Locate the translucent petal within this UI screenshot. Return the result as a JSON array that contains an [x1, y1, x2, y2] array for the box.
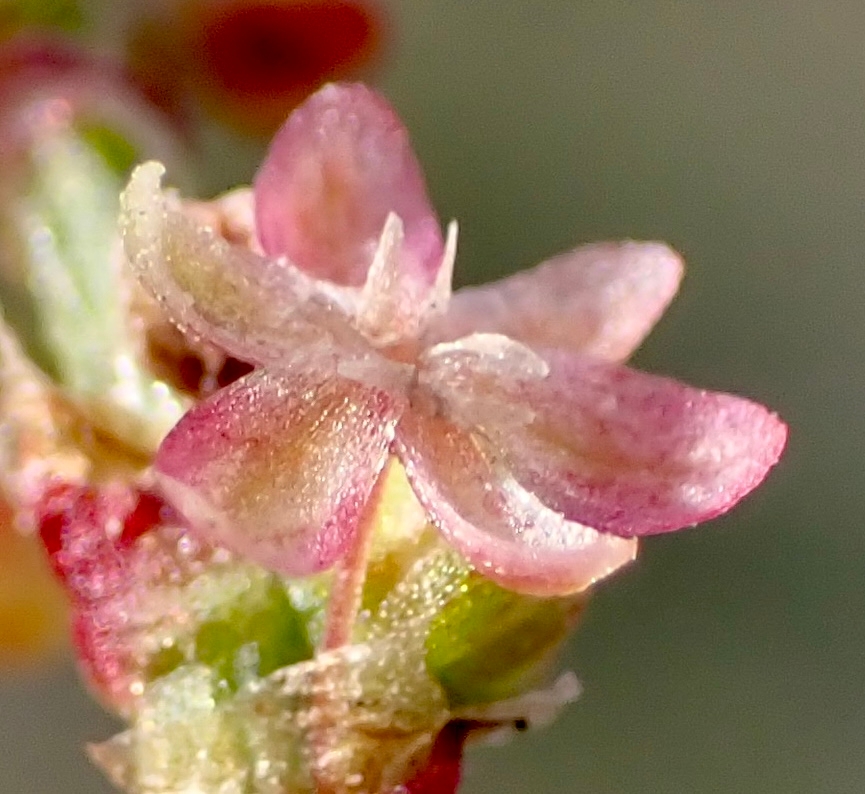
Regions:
[[425, 220, 459, 319], [429, 241, 683, 360], [457, 671, 581, 734], [394, 410, 637, 597], [121, 162, 364, 367], [254, 82, 443, 289], [355, 212, 409, 344], [156, 368, 405, 576], [420, 343, 788, 538]]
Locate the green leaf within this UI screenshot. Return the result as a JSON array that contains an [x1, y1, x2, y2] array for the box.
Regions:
[[78, 122, 141, 177], [425, 574, 585, 707]]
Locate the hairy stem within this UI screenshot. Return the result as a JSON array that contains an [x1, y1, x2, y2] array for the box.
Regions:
[[311, 471, 388, 794], [320, 471, 387, 650]]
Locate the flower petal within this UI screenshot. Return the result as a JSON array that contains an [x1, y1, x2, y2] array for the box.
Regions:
[[121, 161, 364, 366], [420, 338, 788, 537], [429, 242, 683, 360], [394, 410, 637, 597], [156, 367, 405, 576], [254, 82, 443, 289]]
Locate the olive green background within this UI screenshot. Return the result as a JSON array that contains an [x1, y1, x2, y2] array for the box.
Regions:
[[1, 2, 861, 792]]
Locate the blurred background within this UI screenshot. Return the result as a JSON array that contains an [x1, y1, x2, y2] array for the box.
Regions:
[[1, 1, 861, 792]]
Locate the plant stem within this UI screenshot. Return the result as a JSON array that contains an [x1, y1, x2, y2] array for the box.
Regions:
[[310, 471, 388, 793], [320, 471, 387, 650]]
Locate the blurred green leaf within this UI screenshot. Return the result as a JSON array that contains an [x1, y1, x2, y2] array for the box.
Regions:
[[0, 125, 185, 452], [78, 122, 140, 177], [0, 0, 84, 35]]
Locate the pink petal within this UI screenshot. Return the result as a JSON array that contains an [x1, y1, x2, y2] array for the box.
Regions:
[[394, 410, 637, 597], [420, 339, 787, 538], [121, 162, 365, 366], [156, 367, 405, 576], [254, 82, 443, 289], [428, 242, 683, 361]]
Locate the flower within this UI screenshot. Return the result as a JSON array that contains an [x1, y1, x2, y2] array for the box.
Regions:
[[121, 82, 787, 601]]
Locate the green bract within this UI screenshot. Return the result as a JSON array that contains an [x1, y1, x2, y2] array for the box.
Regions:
[[146, 576, 315, 693], [426, 573, 585, 707]]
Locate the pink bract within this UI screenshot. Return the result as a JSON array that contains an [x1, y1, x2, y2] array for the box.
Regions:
[[120, 82, 787, 597]]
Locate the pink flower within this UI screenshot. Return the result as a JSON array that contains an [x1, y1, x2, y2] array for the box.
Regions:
[[121, 82, 786, 598]]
